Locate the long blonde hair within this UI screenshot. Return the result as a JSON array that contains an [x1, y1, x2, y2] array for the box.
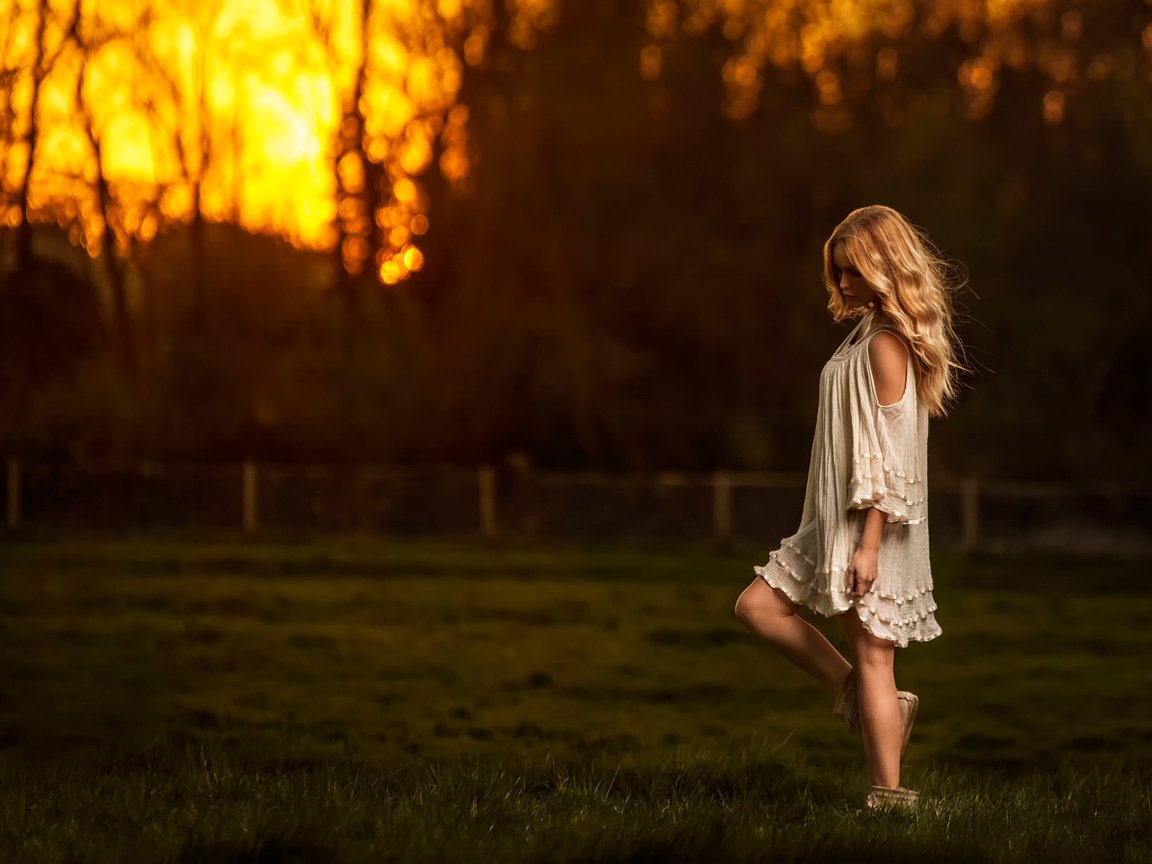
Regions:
[[822, 205, 971, 418]]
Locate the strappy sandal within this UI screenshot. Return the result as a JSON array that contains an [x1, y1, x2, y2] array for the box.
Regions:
[[866, 784, 920, 812], [833, 668, 919, 761], [896, 692, 919, 759], [832, 668, 860, 729]]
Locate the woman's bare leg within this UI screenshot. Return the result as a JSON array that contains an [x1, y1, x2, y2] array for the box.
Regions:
[[734, 577, 852, 696], [840, 607, 902, 788]]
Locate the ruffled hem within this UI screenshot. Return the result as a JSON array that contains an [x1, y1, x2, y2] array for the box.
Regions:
[[848, 454, 926, 524], [779, 538, 932, 604], [754, 550, 941, 648]]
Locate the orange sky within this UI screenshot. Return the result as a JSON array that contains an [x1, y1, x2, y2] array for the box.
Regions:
[[2, 0, 1140, 283], [1, 0, 495, 282]]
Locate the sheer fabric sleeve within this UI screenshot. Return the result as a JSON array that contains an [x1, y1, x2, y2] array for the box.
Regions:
[[846, 338, 926, 524]]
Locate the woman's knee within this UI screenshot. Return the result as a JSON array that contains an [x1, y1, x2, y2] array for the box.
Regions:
[[851, 632, 896, 670], [734, 577, 798, 626], [854, 643, 894, 672], [841, 609, 896, 665]]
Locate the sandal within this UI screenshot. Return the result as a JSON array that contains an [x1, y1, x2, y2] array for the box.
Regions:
[[833, 668, 919, 761], [866, 784, 920, 812], [832, 668, 860, 729]]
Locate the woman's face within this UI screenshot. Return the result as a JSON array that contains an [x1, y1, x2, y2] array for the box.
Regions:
[[831, 240, 879, 310]]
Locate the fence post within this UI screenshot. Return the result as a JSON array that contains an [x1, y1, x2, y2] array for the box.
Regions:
[[243, 460, 258, 535], [713, 470, 732, 549], [479, 464, 498, 539], [961, 476, 979, 552], [6, 458, 19, 530]]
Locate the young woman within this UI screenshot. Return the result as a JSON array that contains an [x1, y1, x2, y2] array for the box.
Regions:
[[734, 205, 967, 812]]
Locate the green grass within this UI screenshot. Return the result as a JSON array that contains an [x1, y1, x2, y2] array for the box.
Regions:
[[1, 536, 1150, 862]]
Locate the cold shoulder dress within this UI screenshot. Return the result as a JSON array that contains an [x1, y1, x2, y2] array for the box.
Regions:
[[753, 309, 942, 647]]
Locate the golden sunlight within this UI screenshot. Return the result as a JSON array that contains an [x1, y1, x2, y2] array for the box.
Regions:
[[7, 0, 1139, 284], [641, 0, 1121, 123], [0, 0, 557, 285]]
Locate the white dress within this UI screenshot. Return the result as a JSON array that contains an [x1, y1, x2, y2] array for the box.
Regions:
[[753, 309, 942, 647]]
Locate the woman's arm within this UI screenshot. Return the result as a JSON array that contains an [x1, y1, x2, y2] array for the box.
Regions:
[[848, 331, 910, 596], [868, 330, 909, 406], [848, 505, 887, 596]]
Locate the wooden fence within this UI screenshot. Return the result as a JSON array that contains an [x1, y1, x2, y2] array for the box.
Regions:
[[3, 458, 1150, 553]]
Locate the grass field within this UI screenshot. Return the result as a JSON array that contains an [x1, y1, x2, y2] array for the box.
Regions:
[[1, 535, 1150, 862]]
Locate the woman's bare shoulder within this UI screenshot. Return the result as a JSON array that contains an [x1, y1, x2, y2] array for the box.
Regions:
[[867, 328, 910, 362], [866, 330, 910, 404]]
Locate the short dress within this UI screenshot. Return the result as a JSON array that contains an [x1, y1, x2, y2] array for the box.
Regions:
[[753, 309, 942, 647]]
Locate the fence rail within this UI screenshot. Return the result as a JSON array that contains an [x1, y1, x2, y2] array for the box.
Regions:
[[3, 458, 1150, 554]]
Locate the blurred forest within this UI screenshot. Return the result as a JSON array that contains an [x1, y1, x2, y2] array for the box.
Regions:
[[1, 0, 1151, 482]]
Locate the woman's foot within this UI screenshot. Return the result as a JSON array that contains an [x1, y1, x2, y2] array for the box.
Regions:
[[896, 692, 919, 760], [832, 667, 859, 728], [832, 669, 919, 760], [866, 784, 919, 812]]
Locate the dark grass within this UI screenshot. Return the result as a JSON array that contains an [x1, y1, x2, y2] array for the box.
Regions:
[[1, 535, 1150, 862]]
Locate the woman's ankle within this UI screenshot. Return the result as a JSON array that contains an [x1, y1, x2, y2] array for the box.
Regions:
[[870, 781, 902, 790]]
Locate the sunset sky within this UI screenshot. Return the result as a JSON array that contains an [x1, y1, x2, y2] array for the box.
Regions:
[[2, 0, 511, 281], [2, 0, 1142, 283]]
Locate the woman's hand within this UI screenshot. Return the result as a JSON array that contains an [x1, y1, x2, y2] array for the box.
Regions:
[[848, 506, 887, 597], [847, 544, 879, 597]]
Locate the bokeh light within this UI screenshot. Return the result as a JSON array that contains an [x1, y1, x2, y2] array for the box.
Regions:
[[0, 0, 558, 284]]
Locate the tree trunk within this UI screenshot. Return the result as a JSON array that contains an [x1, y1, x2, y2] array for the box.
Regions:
[[190, 178, 206, 329], [90, 137, 138, 377], [14, 0, 48, 274]]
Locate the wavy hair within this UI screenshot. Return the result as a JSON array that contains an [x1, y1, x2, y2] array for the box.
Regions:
[[822, 205, 971, 418]]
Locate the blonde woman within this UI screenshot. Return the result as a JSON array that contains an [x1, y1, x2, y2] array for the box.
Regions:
[[734, 205, 967, 812]]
